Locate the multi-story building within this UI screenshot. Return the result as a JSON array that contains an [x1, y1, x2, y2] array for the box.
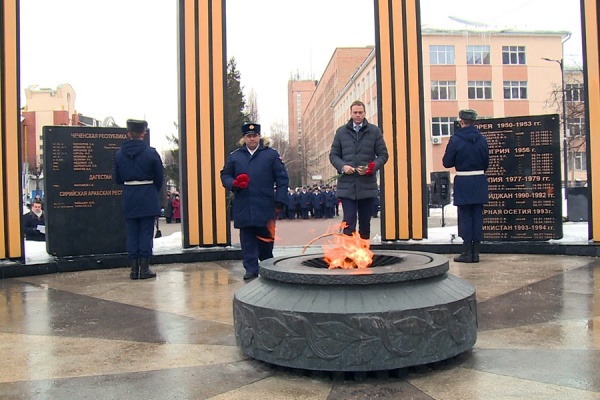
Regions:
[[423, 28, 571, 178], [294, 29, 578, 186], [287, 78, 317, 185], [300, 47, 373, 185], [20, 83, 108, 198], [21, 84, 77, 169]]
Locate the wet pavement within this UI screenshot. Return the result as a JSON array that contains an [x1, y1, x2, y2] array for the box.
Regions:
[[2, 215, 600, 399]]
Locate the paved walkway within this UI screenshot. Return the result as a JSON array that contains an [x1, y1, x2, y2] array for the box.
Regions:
[[1, 246, 599, 399]]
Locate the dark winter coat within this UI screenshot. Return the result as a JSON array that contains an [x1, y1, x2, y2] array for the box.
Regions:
[[442, 125, 489, 205], [286, 192, 298, 209], [114, 139, 164, 218], [329, 118, 388, 200], [23, 211, 45, 241], [220, 140, 289, 229], [299, 191, 310, 209]]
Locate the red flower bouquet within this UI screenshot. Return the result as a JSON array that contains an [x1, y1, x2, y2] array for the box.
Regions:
[[233, 173, 250, 189], [365, 161, 376, 176]]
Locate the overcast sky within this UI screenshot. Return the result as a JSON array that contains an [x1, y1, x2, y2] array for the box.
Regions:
[[19, 0, 582, 153]]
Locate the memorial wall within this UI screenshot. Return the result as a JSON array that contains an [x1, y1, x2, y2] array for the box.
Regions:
[[43, 126, 146, 256], [477, 114, 563, 241]]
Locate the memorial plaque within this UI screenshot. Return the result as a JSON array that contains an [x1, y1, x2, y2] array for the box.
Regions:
[[476, 114, 563, 241], [43, 126, 147, 256]]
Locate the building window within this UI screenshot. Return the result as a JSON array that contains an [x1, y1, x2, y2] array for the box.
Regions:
[[566, 83, 584, 102], [468, 81, 492, 99], [574, 152, 586, 170], [466, 45, 490, 65], [502, 46, 526, 65], [366, 72, 370, 88], [503, 81, 528, 99], [431, 81, 456, 100], [430, 45, 455, 65], [568, 117, 585, 136], [432, 117, 457, 137]]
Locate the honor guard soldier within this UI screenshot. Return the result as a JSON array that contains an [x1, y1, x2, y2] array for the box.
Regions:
[[220, 123, 289, 280], [442, 109, 489, 263], [114, 119, 164, 279]]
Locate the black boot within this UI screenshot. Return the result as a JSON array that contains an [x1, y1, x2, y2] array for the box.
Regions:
[[129, 258, 139, 280], [454, 242, 474, 263], [139, 257, 156, 279], [472, 241, 481, 263]]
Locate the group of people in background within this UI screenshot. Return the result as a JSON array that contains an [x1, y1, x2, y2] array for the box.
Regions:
[[163, 190, 181, 223], [279, 185, 381, 221], [282, 186, 339, 220]]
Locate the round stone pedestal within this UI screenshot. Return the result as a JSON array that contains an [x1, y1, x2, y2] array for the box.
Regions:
[[233, 251, 477, 372]]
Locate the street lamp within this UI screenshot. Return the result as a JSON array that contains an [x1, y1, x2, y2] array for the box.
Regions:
[[542, 57, 569, 200]]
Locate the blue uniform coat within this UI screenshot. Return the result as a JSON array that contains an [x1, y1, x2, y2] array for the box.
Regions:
[[329, 118, 388, 200], [442, 125, 489, 205], [220, 141, 289, 229], [114, 139, 164, 218]]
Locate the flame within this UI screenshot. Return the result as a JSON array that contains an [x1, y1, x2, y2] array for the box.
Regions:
[[257, 219, 277, 243], [323, 231, 374, 269]]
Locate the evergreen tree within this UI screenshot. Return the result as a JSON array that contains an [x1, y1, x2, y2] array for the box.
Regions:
[[226, 57, 247, 153], [163, 131, 179, 189]]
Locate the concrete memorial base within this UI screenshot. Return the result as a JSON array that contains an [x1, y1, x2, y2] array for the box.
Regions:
[[233, 251, 477, 372]]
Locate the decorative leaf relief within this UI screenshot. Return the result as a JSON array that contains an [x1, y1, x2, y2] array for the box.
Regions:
[[428, 308, 452, 329], [420, 329, 451, 358], [378, 318, 415, 357], [303, 319, 340, 360], [239, 304, 259, 329], [281, 313, 308, 337], [315, 320, 370, 342], [275, 337, 306, 361], [447, 322, 469, 344], [452, 306, 473, 325], [240, 327, 254, 348], [354, 315, 383, 337], [258, 317, 297, 340], [311, 336, 355, 357], [391, 315, 435, 336], [346, 338, 381, 366]]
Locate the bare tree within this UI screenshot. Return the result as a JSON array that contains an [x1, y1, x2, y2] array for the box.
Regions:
[[29, 155, 44, 195], [245, 89, 259, 123], [544, 65, 587, 186]]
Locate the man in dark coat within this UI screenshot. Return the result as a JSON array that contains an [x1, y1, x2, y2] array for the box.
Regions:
[[442, 109, 489, 263], [310, 187, 323, 218], [220, 123, 289, 280], [299, 187, 310, 219], [330, 100, 388, 239], [23, 199, 45, 241], [114, 119, 164, 279], [323, 186, 336, 218], [286, 188, 298, 219]]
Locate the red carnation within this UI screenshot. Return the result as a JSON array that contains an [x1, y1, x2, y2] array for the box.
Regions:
[[233, 173, 250, 189], [365, 161, 376, 176]]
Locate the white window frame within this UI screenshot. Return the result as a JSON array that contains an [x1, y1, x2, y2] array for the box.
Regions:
[[431, 117, 457, 137], [468, 81, 492, 99], [466, 45, 490, 65], [502, 46, 526, 65], [503, 81, 528, 99], [430, 45, 455, 65], [431, 80, 456, 100]]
